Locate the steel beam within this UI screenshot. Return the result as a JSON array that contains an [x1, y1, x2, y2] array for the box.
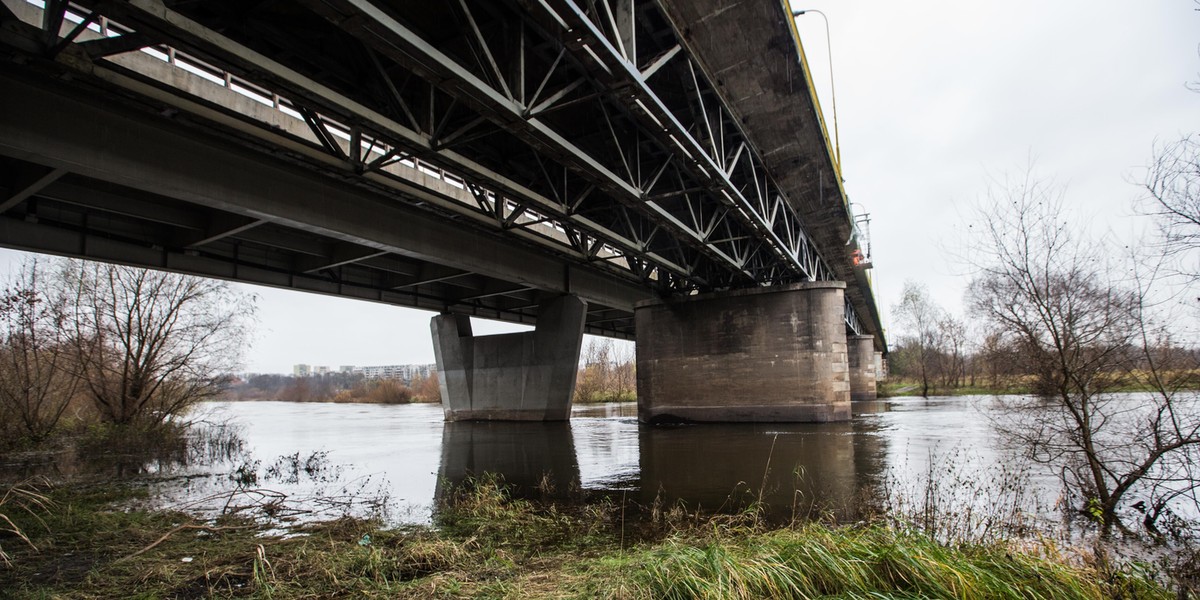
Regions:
[[0, 68, 651, 313]]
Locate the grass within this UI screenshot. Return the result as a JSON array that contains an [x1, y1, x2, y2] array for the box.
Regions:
[[0, 479, 53, 567], [0, 476, 1173, 599], [636, 526, 1166, 600]]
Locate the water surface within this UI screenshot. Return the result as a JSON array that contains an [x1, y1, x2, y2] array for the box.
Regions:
[[153, 396, 1051, 526]]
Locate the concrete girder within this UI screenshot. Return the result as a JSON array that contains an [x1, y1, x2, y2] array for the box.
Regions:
[[61, 0, 707, 290], [0, 69, 651, 319], [0, 164, 65, 213]]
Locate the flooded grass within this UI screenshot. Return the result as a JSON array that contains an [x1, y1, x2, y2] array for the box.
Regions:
[[0, 476, 1173, 599]]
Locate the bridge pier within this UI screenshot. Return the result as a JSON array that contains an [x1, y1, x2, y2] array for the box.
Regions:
[[431, 295, 587, 421], [848, 335, 878, 401], [635, 282, 851, 423]]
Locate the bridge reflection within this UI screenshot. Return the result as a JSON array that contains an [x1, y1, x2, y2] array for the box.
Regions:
[[637, 421, 886, 522], [436, 422, 582, 503], [435, 407, 888, 523]]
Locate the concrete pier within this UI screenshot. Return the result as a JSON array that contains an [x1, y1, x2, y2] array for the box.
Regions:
[[432, 295, 587, 421], [635, 282, 851, 423], [848, 335, 878, 401]]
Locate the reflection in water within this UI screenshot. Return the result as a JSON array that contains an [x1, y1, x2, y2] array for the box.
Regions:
[[436, 407, 888, 524], [0, 422, 247, 483], [3, 397, 1082, 529], [637, 419, 886, 522], [436, 421, 581, 501]]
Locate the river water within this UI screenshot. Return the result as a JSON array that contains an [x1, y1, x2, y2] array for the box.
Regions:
[[145, 396, 1062, 529]]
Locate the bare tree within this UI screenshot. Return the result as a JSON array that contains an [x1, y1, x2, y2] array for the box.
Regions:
[[974, 331, 1020, 390], [413, 371, 442, 403], [574, 338, 612, 403], [891, 281, 946, 396], [966, 171, 1200, 530], [1141, 135, 1200, 282], [0, 259, 82, 443], [66, 262, 257, 427], [611, 340, 636, 400], [938, 314, 968, 389], [573, 338, 635, 403]]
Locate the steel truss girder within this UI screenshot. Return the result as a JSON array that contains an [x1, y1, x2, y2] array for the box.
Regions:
[[66, 0, 704, 292], [289, 0, 753, 288], [5, 0, 866, 333], [525, 0, 835, 284]]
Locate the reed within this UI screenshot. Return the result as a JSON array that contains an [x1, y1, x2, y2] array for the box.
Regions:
[[638, 525, 1165, 600]]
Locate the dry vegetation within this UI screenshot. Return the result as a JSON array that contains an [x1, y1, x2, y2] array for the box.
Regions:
[[0, 477, 1173, 599]]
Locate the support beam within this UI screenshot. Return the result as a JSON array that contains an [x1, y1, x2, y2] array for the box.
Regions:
[[0, 166, 65, 213], [432, 295, 587, 421], [635, 282, 851, 423], [182, 214, 264, 248]]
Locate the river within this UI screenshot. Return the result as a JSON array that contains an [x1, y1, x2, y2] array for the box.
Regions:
[[143, 395, 1063, 531]]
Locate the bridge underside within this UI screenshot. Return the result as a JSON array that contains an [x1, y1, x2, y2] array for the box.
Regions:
[[0, 70, 645, 337], [0, 0, 885, 422]]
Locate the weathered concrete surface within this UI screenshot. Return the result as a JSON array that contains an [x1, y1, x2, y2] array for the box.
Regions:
[[635, 282, 850, 423], [848, 335, 877, 401], [432, 295, 586, 421]]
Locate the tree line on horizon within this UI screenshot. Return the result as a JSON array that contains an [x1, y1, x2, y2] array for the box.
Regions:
[[886, 280, 1200, 397], [225, 371, 442, 404], [222, 336, 637, 405]]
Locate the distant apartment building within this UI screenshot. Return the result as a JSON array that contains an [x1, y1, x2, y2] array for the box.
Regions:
[[355, 363, 436, 382], [293, 362, 435, 382]]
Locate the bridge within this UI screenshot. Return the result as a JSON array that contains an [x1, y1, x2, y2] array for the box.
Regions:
[[0, 0, 885, 422]]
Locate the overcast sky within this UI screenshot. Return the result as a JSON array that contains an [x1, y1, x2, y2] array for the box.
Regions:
[[2, 1, 1197, 373], [792, 0, 1198, 315]]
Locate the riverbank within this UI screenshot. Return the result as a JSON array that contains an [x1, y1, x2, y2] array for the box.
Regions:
[[0, 477, 1171, 599], [880, 372, 1200, 398]]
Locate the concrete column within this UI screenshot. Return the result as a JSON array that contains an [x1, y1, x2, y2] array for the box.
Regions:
[[848, 335, 878, 401], [635, 282, 851, 423], [432, 295, 587, 421]]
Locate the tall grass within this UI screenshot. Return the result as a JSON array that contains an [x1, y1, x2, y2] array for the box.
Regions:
[[881, 444, 1049, 545], [0, 478, 53, 566], [639, 525, 1165, 600]]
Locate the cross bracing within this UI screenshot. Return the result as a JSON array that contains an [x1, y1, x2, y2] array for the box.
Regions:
[[0, 0, 882, 343]]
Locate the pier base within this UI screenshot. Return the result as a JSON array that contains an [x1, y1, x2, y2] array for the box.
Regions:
[[432, 295, 586, 421], [635, 282, 851, 423], [848, 335, 878, 401]]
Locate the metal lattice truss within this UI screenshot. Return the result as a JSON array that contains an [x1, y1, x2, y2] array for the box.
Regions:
[[1, 0, 870, 334]]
